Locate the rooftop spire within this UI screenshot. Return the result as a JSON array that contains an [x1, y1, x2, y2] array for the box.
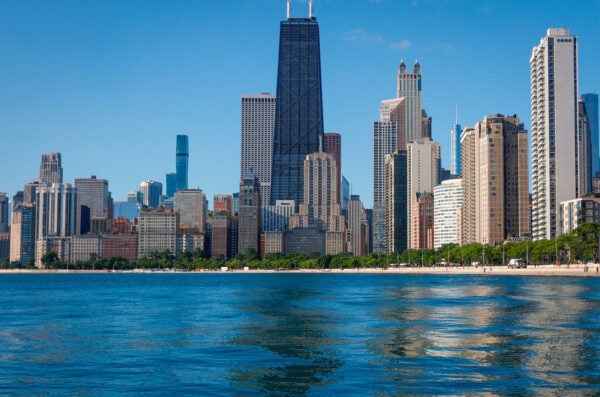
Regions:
[[309, 0, 314, 18], [455, 103, 458, 125], [287, 0, 291, 19]]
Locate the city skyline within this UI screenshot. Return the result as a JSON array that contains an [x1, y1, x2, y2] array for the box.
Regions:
[[1, 1, 599, 208]]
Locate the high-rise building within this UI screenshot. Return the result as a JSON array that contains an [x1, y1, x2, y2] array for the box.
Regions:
[[324, 132, 342, 187], [460, 127, 476, 245], [213, 194, 233, 215], [450, 109, 462, 176], [578, 100, 592, 196], [241, 93, 276, 207], [340, 175, 350, 214], [39, 152, 63, 185], [384, 151, 407, 253], [407, 138, 440, 248], [127, 190, 143, 204], [0, 193, 8, 233], [176, 135, 189, 192], [138, 206, 178, 258], [270, 4, 324, 206], [397, 60, 422, 142], [74, 176, 111, 219], [412, 192, 434, 249], [347, 195, 369, 256], [261, 200, 295, 231], [112, 201, 140, 221], [237, 171, 261, 255], [560, 194, 600, 235], [140, 181, 162, 208], [23, 180, 44, 205], [581, 94, 599, 177], [174, 189, 207, 233], [36, 183, 77, 239], [207, 214, 230, 259], [531, 28, 578, 240], [473, 115, 529, 244], [421, 109, 432, 139], [434, 179, 462, 248], [9, 204, 36, 265], [165, 173, 177, 198]]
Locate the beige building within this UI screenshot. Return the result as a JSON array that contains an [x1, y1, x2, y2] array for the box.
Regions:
[[460, 127, 476, 245], [559, 194, 600, 235], [138, 206, 179, 258], [174, 189, 207, 232], [261, 231, 285, 256], [473, 115, 529, 245], [71, 235, 102, 262]]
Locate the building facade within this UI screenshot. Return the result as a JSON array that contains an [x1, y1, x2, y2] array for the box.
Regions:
[[531, 28, 578, 240], [460, 127, 476, 245], [140, 181, 163, 208], [581, 94, 599, 177], [347, 195, 368, 256], [138, 207, 178, 258], [241, 93, 276, 207], [174, 189, 207, 233], [176, 134, 189, 193], [559, 194, 600, 235], [39, 152, 63, 185], [412, 192, 434, 249], [261, 200, 295, 231], [36, 183, 77, 239], [384, 151, 408, 253], [237, 171, 261, 255], [433, 179, 462, 248], [9, 204, 36, 265], [0, 193, 8, 233], [397, 60, 422, 142]]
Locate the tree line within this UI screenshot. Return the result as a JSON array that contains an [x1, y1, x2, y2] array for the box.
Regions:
[[1, 223, 599, 271]]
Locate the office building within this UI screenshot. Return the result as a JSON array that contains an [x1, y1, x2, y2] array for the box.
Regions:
[[578, 100, 592, 196], [434, 179, 462, 248], [261, 200, 295, 232], [36, 183, 77, 239], [39, 152, 63, 185], [397, 60, 422, 141], [581, 94, 599, 177], [0, 193, 8, 233], [207, 214, 231, 259], [70, 235, 102, 262], [262, 231, 285, 256], [9, 204, 36, 265], [407, 138, 440, 248], [450, 110, 462, 176], [166, 173, 177, 198], [140, 181, 162, 208], [112, 201, 140, 221], [237, 171, 261, 255], [347, 195, 369, 256], [473, 115, 529, 244], [174, 189, 207, 233], [324, 132, 342, 187], [213, 194, 233, 215], [270, 4, 324, 206], [340, 175, 350, 214], [0, 233, 9, 260], [74, 176, 111, 218], [241, 93, 276, 207], [460, 127, 476, 245], [138, 206, 178, 258], [103, 234, 138, 262], [176, 135, 189, 192], [412, 192, 434, 249], [384, 151, 408, 253], [421, 109, 432, 139], [531, 28, 578, 240]]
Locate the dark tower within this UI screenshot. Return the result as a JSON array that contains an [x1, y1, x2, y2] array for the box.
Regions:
[[270, 1, 324, 206], [176, 135, 189, 192]]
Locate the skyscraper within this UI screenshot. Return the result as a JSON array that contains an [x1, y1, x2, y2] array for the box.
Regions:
[[165, 172, 177, 198], [176, 135, 189, 192], [347, 195, 368, 256], [9, 204, 36, 265], [39, 152, 63, 185], [138, 206, 178, 258], [140, 181, 163, 208], [582, 94, 599, 176], [270, 3, 324, 206], [324, 132, 342, 187], [450, 107, 462, 176], [433, 179, 462, 248], [459, 127, 476, 245], [531, 28, 578, 240], [578, 100, 592, 196], [384, 151, 407, 253], [0, 193, 8, 233], [74, 176, 111, 218], [397, 60, 422, 142], [174, 189, 207, 233], [241, 93, 276, 207], [36, 183, 77, 239], [237, 171, 261, 255]]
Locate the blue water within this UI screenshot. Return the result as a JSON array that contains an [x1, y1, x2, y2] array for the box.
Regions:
[[1, 274, 599, 396]]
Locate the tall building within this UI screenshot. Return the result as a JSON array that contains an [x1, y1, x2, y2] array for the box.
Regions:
[[412, 192, 434, 249], [207, 214, 230, 259], [581, 94, 599, 176], [74, 176, 111, 218], [578, 100, 592, 196], [407, 138, 440, 248], [473, 115, 529, 244], [324, 132, 342, 187], [138, 206, 178, 258], [384, 151, 407, 253], [112, 201, 140, 221], [0, 193, 8, 233], [127, 190, 143, 204], [531, 28, 578, 240], [261, 200, 295, 232], [140, 181, 162, 208], [176, 135, 189, 192], [421, 109, 432, 139], [241, 93, 276, 207], [397, 60, 422, 141], [460, 127, 476, 245], [165, 172, 177, 198], [9, 204, 36, 265], [270, 4, 324, 206], [237, 171, 261, 255], [213, 194, 233, 215], [174, 189, 207, 233], [39, 152, 63, 185], [36, 183, 77, 239], [347, 195, 368, 256], [434, 179, 462, 248], [560, 194, 600, 235], [340, 175, 350, 214], [450, 108, 462, 176]]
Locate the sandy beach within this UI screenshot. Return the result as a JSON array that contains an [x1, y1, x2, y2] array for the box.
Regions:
[[1, 264, 599, 277]]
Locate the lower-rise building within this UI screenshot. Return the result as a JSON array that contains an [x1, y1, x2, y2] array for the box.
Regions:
[[138, 206, 178, 259], [103, 234, 138, 262], [559, 194, 600, 235]]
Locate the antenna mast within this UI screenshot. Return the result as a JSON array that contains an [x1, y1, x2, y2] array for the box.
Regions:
[[287, 0, 291, 19], [309, 0, 313, 18], [455, 103, 458, 125]]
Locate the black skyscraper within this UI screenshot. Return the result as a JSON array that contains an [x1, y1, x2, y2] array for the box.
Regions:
[[270, 4, 324, 206]]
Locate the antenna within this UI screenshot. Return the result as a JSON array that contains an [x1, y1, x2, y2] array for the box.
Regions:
[[309, 0, 313, 18], [287, 0, 291, 19], [319, 134, 323, 153], [455, 103, 458, 125]]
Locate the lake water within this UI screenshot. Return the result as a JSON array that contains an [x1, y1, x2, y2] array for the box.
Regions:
[[1, 273, 599, 396]]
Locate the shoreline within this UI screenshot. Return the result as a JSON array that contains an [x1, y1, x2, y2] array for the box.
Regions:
[[0, 264, 599, 277]]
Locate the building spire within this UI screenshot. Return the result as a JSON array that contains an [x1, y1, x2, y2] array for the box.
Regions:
[[455, 103, 458, 125], [309, 0, 314, 18], [287, 0, 291, 19]]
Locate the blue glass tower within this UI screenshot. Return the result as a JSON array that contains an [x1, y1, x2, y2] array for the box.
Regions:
[[270, 6, 324, 206], [582, 94, 599, 177], [176, 135, 189, 192]]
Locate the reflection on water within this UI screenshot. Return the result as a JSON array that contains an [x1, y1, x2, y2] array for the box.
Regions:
[[0, 274, 598, 395]]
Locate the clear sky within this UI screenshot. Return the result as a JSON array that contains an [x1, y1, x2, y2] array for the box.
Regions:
[[1, 0, 599, 208]]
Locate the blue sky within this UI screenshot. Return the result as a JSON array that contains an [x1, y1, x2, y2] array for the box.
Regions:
[[1, 0, 599, 208]]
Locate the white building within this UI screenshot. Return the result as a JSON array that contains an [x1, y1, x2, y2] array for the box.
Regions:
[[241, 93, 276, 207], [531, 28, 579, 240], [261, 200, 295, 231], [434, 179, 462, 248], [36, 183, 77, 239]]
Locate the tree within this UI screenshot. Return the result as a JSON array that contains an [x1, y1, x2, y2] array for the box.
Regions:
[[41, 251, 59, 269]]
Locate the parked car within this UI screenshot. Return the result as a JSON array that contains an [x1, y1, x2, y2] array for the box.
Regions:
[[508, 258, 526, 268]]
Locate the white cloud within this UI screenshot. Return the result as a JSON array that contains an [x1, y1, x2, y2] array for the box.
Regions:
[[390, 40, 411, 50]]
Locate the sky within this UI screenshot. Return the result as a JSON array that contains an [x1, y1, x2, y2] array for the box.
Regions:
[[1, 0, 599, 208]]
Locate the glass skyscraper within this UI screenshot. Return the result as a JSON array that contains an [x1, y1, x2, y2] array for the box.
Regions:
[[582, 94, 599, 176], [270, 10, 324, 206], [176, 135, 189, 192]]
